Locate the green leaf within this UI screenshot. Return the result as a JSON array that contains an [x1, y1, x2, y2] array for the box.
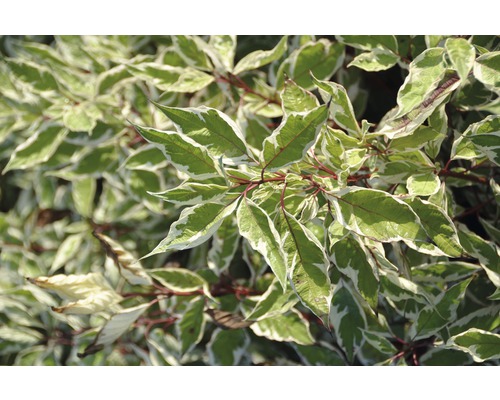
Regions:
[[261, 105, 327, 171], [7, 59, 59, 91], [412, 261, 480, 285], [419, 346, 473, 366], [473, 51, 500, 92], [237, 198, 288, 289], [445, 38, 476, 83], [178, 297, 206, 354], [331, 236, 379, 308], [48, 144, 118, 179], [281, 78, 319, 114], [153, 104, 250, 165], [313, 77, 361, 137], [207, 329, 250, 365], [128, 63, 214, 93], [250, 309, 314, 345], [336, 35, 398, 53], [328, 188, 427, 243], [93, 232, 152, 286], [3, 124, 68, 173], [207, 215, 240, 273], [361, 330, 398, 361], [452, 115, 500, 166], [78, 303, 150, 358], [412, 278, 472, 340], [172, 35, 213, 70], [404, 197, 463, 257], [448, 305, 500, 337], [145, 200, 239, 256], [133, 124, 221, 180], [150, 181, 228, 206], [395, 48, 446, 117], [406, 172, 440, 196], [390, 125, 444, 151], [96, 64, 132, 94], [448, 328, 500, 362], [72, 177, 96, 218], [279, 39, 344, 89], [379, 269, 430, 319], [348, 48, 399, 72], [150, 267, 207, 293], [458, 225, 500, 287], [233, 36, 287, 75], [293, 343, 346, 365], [330, 281, 366, 361], [246, 279, 298, 321], [280, 210, 332, 325]]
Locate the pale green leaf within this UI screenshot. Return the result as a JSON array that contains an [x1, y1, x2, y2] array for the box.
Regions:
[[396, 48, 446, 117], [27, 273, 122, 315], [78, 303, 150, 358], [237, 198, 288, 288], [150, 267, 207, 293], [72, 177, 96, 218], [278, 39, 344, 89], [145, 200, 239, 256], [150, 181, 228, 206], [209, 35, 236, 71], [313, 77, 361, 137], [250, 309, 314, 345], [261, 105, 327, 171], [448, 328, 500, 362], [281, 78, 319, 114], [406, 172, 441, 196], [153, 104, 250, 165], [328, 187, 427, 243], [50, 233, 85, 274], [390, 125, 444, 151], [445, 38, 476, 83], [133, 124, 221, 180], [233, 36, 287, 75], [63, 103, 99, 132], [348, 48, 399, 72], [3, 124, 68, 173]]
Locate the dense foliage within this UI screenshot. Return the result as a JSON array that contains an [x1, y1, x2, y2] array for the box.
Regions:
[[0, 35, 499, 366]]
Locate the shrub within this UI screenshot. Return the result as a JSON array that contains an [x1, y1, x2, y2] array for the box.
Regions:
[[0, 35, 499, 365]]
